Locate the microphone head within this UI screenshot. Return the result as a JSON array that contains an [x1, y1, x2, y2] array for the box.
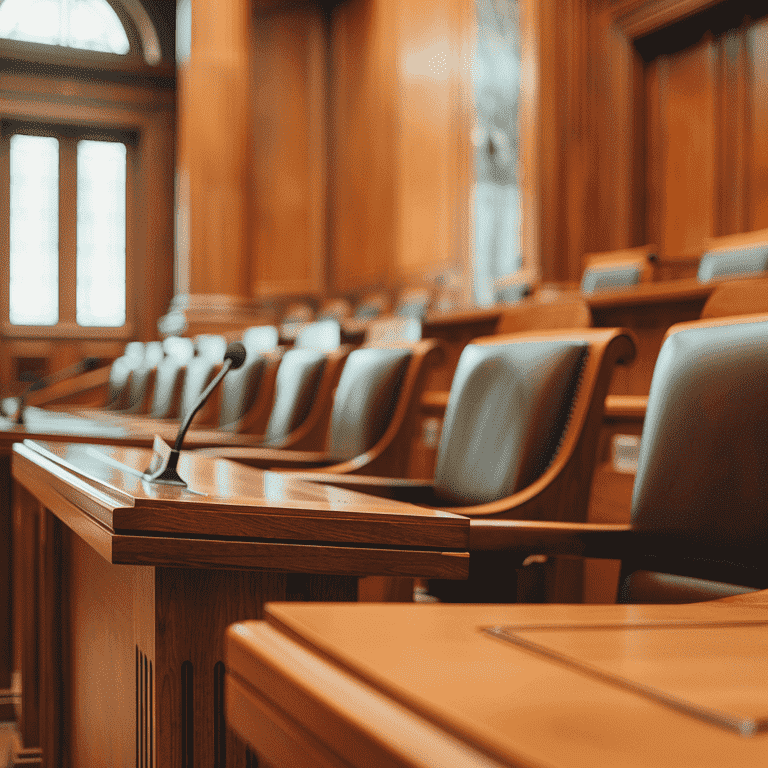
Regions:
[[224, 342, 247, 370]]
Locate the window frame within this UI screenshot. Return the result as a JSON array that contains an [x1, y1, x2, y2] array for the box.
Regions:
[[0, 67, 174, 342]]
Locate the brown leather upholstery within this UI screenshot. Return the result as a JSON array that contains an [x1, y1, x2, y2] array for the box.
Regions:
[[580, 246, 655, 294]]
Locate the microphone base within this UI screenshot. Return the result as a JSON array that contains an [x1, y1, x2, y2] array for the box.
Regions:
[[142, 438, 188, 488]]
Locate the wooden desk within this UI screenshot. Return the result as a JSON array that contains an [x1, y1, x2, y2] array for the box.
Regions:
[[11, 440, 468, 767], [0, 408, 258, 721], [227, 598, 768, 768]]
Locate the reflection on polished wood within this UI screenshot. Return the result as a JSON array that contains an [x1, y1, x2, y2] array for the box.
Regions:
[[227, 596, 768, 768], [11, 440, 468, 767], [0, 407, 304, 729]]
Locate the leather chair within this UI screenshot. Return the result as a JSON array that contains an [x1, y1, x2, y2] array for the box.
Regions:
[[493, 270, 535, 305], [298, 328, 636, 602], [697, 229, 768, 282], [198, 338, 444, 478], [116, 341, 164, 414], [294, 319, 342, 352], [468, 315, 768, 603], [148, 336, 195, 419], [353, 292, 391, 320], [317, 298, 353, 322], [580, 246, 656, 294], [364, 317, 422, 345], [395, 287, 433, 319], [218, 326, 280, 431]]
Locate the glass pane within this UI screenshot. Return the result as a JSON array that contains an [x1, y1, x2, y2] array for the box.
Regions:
[[9, 135, 59, 326], [76, 140, 126, 327], [0, 0, 129, 54], [472, 0, 522, 305]]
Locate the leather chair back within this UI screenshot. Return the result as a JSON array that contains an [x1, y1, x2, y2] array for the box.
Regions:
[[149, 337, 194, 419], [432, 338, 588, 504], [119, 342, 163, 414], [697, 243, 768, 282], [395, 288, 432, 319], [294, 320, 342, 352], [217, 326, 279, 429], [317, 298, 352, 322], [354, 292, 390, 320], [263, 349, 327, 444], [620, 316, 768, 600], [580, 246, 655, 294], [365, 318, 422, 345], [219, 356, 267, 429], [326, 347, 412, 460], [105, 356, 135, 409]]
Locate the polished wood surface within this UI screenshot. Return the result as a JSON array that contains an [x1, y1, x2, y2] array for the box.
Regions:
[[227, 597, 768, 768], [11, 440, 468, 767], [0, 407, 308, 729]]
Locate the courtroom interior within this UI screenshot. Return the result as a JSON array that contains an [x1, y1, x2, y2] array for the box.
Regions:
[[1, 0, 768, 765]]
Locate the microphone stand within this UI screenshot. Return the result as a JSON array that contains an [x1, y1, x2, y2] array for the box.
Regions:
[[144, 342, 247, 487]]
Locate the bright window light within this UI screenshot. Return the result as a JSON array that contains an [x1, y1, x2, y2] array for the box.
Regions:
[[76, 140, 127, 327], [0, 0, 130, 54], [9, 135, 60, 326]]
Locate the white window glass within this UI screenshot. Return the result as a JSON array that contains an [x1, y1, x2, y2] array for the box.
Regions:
[[472, 0, 522, 305], [9, 135, 59, 326], [76, 140, 126, 327], [0, 0, 129, 54]]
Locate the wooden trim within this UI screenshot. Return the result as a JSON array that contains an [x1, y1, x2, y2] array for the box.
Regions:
[[610, 0, 727, 40]]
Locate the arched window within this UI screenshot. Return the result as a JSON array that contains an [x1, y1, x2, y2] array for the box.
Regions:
[[0, 0, 173, 392], [0, 0, 130, 54], [0, 0, 163, 64]]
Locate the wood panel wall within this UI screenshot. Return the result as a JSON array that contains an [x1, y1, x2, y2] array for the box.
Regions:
[[536, 0, 768, 282]]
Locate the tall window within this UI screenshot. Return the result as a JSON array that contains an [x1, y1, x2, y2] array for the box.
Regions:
[[7, 129, 129, 328], [473, 0, 522, 305]]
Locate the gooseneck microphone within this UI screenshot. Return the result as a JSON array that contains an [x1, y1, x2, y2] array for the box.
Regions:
[[15, 356, 101, 426], [144, 342, 247, 486]]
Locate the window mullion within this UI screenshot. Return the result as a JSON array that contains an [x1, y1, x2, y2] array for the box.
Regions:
[[59, 138, 77, 324]]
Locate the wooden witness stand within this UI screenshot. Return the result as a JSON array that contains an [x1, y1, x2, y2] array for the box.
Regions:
[[10, 440, 468, 767], [0, 407, 268, 726], [226, 595, 768, 768]]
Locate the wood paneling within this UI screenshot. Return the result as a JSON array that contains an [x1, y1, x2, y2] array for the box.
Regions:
[[250, 6, 326, 299], [331, 0, 397, 293]]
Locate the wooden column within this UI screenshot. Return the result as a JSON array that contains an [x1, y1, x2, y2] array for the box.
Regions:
[[166, 0, 267, 337]]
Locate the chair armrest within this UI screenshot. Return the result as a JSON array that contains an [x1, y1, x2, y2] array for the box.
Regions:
[[196, 446, 337, 470], [292, 473, 436, 502], [469, 519, 633, 558]]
